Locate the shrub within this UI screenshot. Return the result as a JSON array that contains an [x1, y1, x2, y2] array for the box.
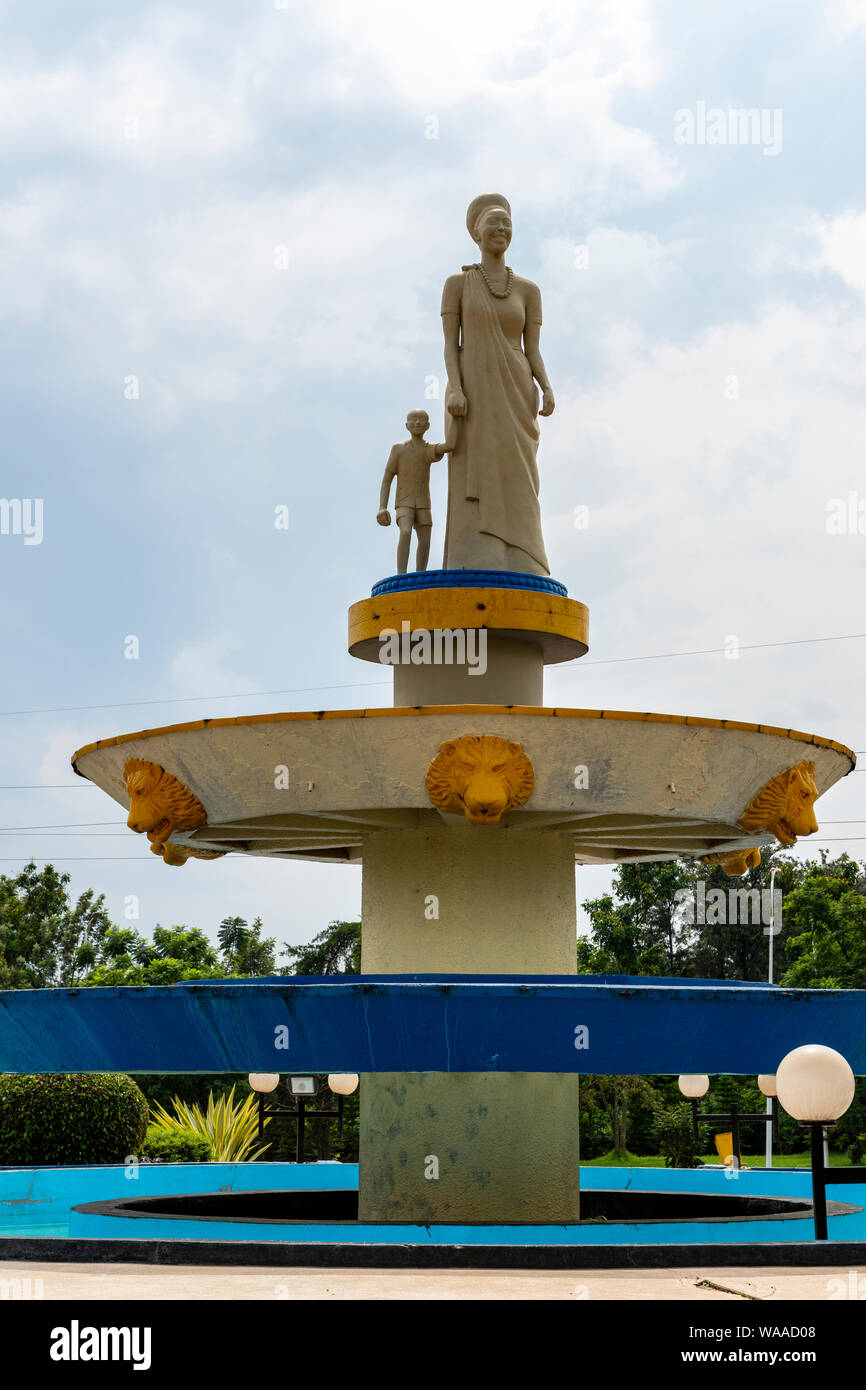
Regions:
[[652, 1101, 701, 1168], [845, 1132, 866, 1165], [149, 1085, 271, 1161], [0, 1073, 148, 1165], [139, 1125, 211, 1163]]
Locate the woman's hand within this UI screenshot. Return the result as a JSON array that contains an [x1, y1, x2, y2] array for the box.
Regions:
[[448, 389, 467, 418], [539, 387, 555, 417]]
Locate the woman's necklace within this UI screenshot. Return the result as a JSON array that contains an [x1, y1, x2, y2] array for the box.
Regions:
[[465, 263, 513, 299]]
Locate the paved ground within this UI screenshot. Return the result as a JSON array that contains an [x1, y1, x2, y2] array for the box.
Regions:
[[1, 1261, 864, 1300]]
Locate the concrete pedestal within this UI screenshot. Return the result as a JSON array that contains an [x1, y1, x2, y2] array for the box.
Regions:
[[358, 826, 580, 1222], [392, 634, 543, 706], [359, 1071, 580, 1223]]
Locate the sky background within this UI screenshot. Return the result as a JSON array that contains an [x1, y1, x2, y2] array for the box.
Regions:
[[2, 0, 865, 958]]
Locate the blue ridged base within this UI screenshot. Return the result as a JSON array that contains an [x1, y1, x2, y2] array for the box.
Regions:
[[371, 569, 568, 598]]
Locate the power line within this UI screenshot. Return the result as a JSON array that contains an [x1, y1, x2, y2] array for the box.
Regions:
[[0, 679, 389, 719], [4, 840, 866, 863], [0, 821, 124, 831], [578, 632, 866, 669], [1, 630, 865, 720]]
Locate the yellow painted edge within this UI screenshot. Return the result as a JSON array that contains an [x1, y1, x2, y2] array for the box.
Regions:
[[348, 588, 590, 648], [71, 705, 857, 769]]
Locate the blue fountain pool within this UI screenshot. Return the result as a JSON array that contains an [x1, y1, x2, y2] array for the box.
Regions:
[[2, 1162, 864, 1247]]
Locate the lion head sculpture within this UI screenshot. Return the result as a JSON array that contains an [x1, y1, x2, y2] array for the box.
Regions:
[[123, 758, 207, 845], [150, 841, 226, 867], [738, 760, 819, 847], [425, 735, 534, 825], [699, 847, 762, 876]]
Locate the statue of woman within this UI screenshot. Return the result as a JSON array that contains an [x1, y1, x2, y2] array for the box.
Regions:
[[441, 193, 554, 577]]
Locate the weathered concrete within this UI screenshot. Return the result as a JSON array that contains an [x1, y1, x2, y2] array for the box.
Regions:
[[392, 634, 543, 706], [359, 826, 580, 1222], [359, 1071, 580, 1222], [360, 827, 577, 975], [3, 1259, 862, 1300]]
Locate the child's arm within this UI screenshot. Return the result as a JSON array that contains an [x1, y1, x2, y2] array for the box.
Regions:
[[378, 445, 400, 524], [437, 412, 459, 457]]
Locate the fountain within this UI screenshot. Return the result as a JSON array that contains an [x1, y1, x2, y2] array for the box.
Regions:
[[1, 193, 863, 1255]]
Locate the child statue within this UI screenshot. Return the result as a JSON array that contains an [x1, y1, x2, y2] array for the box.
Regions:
[[377, 409, 452, 573]]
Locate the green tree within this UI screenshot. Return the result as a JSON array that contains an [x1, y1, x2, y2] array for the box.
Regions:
[[283, 919, 361, 974], [780, 855, 866, 989], [581, 1074, 656, 1153], [82, 923, 223, 986], [578, 861, 692, 976], [577, 893, 668, 975], [219, 916, 277, 975], [0, 862, 112, 989], [685, 847, 804, 982]]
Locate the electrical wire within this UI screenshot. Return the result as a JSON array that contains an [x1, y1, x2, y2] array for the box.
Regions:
[[1, 631, 865, 720]]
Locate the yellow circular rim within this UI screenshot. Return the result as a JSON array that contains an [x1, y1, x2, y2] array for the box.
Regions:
[[348, 587, 590, 665], [71, 705, 856, 770]]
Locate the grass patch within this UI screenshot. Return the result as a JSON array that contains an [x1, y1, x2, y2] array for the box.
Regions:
[[584, 1149, 853, 1168]]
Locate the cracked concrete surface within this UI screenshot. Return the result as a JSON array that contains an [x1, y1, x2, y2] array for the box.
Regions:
[[2, 1261, 863, 1301]]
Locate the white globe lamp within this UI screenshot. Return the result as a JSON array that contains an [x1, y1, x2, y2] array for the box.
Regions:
[[328, 1073, 359, 1096], [776, 1045, 855, 1123], [248, 1073, 280, 1094], [677, 1074, 709, 1099]]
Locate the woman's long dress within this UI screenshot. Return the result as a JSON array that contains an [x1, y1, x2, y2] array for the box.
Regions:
[[441, 266, 550, 577]]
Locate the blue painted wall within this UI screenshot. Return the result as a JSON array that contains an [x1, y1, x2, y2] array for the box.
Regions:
[[0, 975, 864, 1074], [1, 1161, 861, 1246]]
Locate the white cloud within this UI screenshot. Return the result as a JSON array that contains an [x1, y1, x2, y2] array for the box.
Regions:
[[169, 633, 261, 699], [814, 211, 866, 300]]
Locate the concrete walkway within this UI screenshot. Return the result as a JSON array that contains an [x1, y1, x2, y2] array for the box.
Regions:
[[2, 1260, 864, 1300]]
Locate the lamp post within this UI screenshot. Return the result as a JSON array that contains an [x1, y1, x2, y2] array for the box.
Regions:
[[775, 1044, 857, 1240], [757, 1073, 779, 1168], [679, 1074, 779, 1169], [248, 1073, 357, 1164], [764, 865, 778, 1167]]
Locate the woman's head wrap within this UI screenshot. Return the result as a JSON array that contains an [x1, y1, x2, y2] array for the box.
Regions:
[[466, 193, 512, 245]]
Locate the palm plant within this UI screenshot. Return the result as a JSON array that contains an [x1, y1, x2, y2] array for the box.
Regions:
[[149, 1084, 271, 1161]]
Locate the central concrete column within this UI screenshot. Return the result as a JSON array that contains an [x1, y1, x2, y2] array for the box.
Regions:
[[359, 825, 580, 1223]]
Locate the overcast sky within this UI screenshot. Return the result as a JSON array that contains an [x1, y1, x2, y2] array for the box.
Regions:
[[2, 0, 865, 956]]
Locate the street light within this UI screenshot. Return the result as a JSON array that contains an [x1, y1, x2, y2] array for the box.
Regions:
[[677, 1075, 709, 1099], [776, 1045, 855, 1123], [679, 1074, 777, 1168], [764, 866, 778, 1168], [249, 1073, 350, 1164], [775, 1044, 857, 1240], [328, 1074, 359, 1096], [248, 1073, 280, 1094]]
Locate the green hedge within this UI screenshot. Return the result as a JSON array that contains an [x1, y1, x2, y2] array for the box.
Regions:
[[0, 1074, 149, 1165], [139, 1125, 211, 1162]]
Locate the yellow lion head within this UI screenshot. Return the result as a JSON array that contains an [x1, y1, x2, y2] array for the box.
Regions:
[[150, 841, 225, 867], [123, 758, 207, 844], [700, 847, 762, 876], [738, 760, 819, 847], [425, 735, 534, 824]]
